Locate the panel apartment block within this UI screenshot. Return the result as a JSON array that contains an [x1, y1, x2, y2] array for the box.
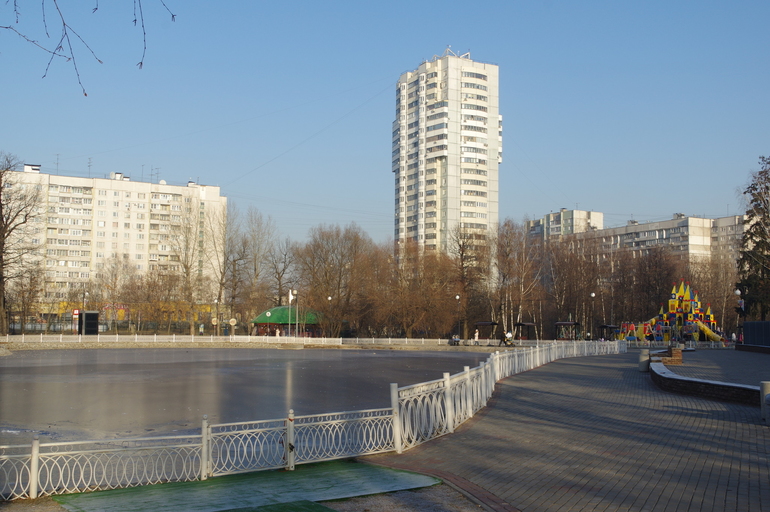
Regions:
[[15, 165, 226, 301], [393, 50, 501, 252]]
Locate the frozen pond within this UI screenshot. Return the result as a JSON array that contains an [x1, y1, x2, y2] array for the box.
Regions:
[[0, 348, 488, 445]]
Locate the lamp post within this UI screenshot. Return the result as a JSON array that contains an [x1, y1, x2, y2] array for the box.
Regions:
[[735, 288, 744, 343], [455, 295, 461, 338], [589, 292, 595, 340], [294, 290, 299, 339], [214, 298, 220, 337], [327, 296, 332, 337]]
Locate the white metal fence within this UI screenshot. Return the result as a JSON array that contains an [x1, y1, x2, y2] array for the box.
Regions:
[[2, 333, 510, 346], [0, 340, 626, 501], [624, 339, 733, 350]]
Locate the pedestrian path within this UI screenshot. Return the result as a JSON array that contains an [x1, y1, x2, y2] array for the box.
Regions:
[[367, 351, 770, 512]]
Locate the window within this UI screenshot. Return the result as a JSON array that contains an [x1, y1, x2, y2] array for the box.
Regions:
[[461, 71, 487, 80], [426, 111, 448, 121], [462, 82, 488, 91], [427, 101, 448, 111]]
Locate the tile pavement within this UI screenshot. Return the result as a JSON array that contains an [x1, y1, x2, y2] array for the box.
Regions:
[[365, 351, 770, 512]]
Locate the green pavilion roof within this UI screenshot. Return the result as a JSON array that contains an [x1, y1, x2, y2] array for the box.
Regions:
[[250, 305, 320, 325]]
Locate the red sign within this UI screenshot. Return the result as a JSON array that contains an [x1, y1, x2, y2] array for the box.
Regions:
[[73, 309, 80, 316]]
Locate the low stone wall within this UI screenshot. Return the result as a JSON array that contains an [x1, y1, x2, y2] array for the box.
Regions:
[[650, 347, 683, 365], [649, 362, 760, 406], [736, 344, 770, 355]]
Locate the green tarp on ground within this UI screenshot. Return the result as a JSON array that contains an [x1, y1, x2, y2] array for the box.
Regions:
[[53, 460, 439, 512]]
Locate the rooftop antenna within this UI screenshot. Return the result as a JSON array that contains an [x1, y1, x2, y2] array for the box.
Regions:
[[88, 158, 92, 178], [151, 167, 160, 183], [141, 164, 145, 182], [56, 154, 60, 174]]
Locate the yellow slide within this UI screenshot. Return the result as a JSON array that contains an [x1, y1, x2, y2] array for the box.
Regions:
[[696, 321, 724, 343]]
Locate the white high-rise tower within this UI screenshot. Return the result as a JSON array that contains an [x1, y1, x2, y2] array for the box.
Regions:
[[393, 49, 501, 252]]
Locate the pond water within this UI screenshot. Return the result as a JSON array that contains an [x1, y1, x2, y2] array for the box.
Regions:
[[0, 348, 488, 445]]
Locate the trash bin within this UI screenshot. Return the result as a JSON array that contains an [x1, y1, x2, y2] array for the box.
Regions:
[[638, 349, 650, 372]]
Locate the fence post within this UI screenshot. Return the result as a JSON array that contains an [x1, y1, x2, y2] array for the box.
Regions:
[[464, 366, 472, 418], [286, 410, 296, 470], [390, 383, 402, 454], [443, 373, 454, 433], [29, 437, 40, 499], [200, 415, 209, 480], [761, 381, 770, 423]]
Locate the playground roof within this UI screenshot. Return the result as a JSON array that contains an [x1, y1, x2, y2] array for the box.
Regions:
[[250, 306, 320, 325]]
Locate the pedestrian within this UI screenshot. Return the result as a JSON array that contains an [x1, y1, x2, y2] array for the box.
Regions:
[[474, 329, 479, 342], [499, 330, 507, 346]]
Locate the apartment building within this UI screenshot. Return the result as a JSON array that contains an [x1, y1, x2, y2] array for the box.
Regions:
[[594, 213, 744, 263], [526, 208, 604, 240], [528, 208, 744, 264], [15, 165, 227, 301], [393, 49, 502, 252]]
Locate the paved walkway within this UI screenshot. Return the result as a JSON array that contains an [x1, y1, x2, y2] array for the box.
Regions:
[[366, 350, 770, 512], [664, 349, 770, 386]]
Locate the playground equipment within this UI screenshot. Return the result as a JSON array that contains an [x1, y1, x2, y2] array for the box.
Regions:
[[619, 280, 726, 344]]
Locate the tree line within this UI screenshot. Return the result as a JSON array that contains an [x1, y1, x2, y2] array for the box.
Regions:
[[1, 150, 752, 338]]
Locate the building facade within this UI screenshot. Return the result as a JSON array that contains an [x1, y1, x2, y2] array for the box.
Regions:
[[526, 208, 604, 240], [528, 208, 744, 264], [15, 165, 227, 303], [393, 49, 502, 251]]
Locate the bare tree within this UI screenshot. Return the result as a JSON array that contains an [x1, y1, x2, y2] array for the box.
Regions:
[[6, 260, 45, 333], [2, 1, 176, 95], [0, 152, 43, 334], [168, 198, 208, 335], [92, 254, 137, 332], [266, 237, 296, 307], [237, 206, 275, 327], [493, 219, 544, 339], [448, 224, 490, 338], [294, 223, 374, 337], [383, 240, 455, 338]]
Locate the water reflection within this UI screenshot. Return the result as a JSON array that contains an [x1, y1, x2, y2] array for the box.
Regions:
[[0, 348, 487, 444]]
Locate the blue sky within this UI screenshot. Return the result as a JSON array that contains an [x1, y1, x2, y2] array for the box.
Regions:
[[2, 1, 768, 242]]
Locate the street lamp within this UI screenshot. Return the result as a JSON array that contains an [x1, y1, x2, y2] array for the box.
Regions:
[[214, 298, 220, 337], [589, 292, 595, 340], [455, 295, 461, 339], [294, 290, 299, 339]]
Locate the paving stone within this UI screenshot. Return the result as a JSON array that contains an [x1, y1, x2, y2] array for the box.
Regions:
[[366, 351, 770, 512]]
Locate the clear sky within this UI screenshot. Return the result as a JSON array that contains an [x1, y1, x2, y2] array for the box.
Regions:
[[2, 1, 768, 242]]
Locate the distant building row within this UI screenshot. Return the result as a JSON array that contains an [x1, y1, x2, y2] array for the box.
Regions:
[[526, 208, 744, 263]]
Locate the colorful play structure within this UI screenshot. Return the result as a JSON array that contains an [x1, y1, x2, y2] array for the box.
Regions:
[[620, 280, 726, 344]]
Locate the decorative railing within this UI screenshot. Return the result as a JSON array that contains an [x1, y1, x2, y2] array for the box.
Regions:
[[3, 333, 513, 346], [1, 340, 626, 501]]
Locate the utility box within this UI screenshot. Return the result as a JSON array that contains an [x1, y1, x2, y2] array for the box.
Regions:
[[78, 311, 99, 335]]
